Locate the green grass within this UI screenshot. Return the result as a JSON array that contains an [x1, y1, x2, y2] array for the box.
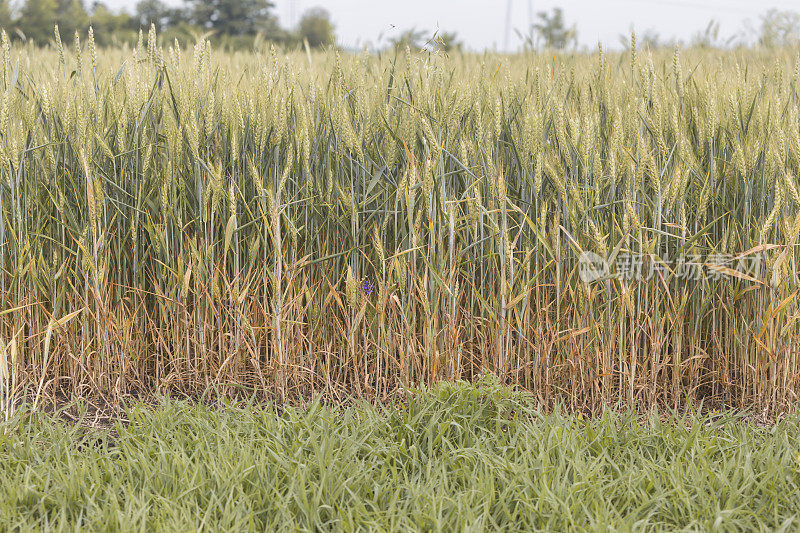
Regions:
[[1, 380, 799, 531]]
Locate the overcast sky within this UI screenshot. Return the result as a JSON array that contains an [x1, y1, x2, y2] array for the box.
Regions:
[[104, 0, 800, 51]]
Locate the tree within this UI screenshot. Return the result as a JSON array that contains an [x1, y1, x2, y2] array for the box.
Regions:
[[758, 9, 800, 47], [136, 0, 170, 31], [0, 1, 13, 31], [641, 29, 662, 49], [435, 31, 462, 53], [15, 0, 93, 43], [532, 8, 576, 49], [690, 19, 736, 49], [18, 0, 58, 43], [55, 0, 89, 37], [190, 0, 280, 37], [297, 7, 334, 48], [90, 2, 134, 45], [617, 28, 675, 50], [389, 28, 427, 51]]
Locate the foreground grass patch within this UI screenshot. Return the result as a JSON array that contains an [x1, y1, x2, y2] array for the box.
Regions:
[[1, 381, 799, 531]]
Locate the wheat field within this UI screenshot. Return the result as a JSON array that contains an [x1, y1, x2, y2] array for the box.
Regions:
[[1, 27, 799, 412]]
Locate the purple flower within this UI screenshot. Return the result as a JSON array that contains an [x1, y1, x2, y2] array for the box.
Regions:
[[359, 279, 375, 295]]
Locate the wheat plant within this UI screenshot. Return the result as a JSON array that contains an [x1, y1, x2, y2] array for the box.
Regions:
[[1, 26, 799, 411]]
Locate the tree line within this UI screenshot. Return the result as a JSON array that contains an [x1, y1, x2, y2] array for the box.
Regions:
[[1, 1, 795, 53], [0, 0, 335, 48], [524, 7, 800, 50]]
